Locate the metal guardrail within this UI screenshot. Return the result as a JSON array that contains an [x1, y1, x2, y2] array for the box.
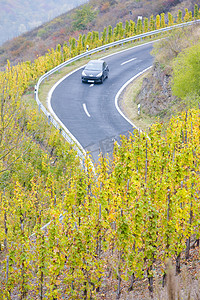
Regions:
[[30, 19, 200, 240], [35, 19, 200, 159]]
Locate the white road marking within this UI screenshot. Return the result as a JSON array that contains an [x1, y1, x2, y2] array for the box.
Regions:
[[121, 57, 136, 66], [90, 84, 94, 87], [48, 40, 157, 160], [83, 103, 91, 117], [115, 65, 152, 131]]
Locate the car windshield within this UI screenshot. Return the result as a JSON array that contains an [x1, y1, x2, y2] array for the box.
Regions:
[[85, 61, 102, 71]]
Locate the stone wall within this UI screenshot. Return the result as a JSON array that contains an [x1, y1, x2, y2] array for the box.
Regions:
[[137, 63, 177, 117]]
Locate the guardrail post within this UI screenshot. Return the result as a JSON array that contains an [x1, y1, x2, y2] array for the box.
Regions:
[[34, 19, 200, 166], [138, 103, 141, 115], [34, 85, 37, 100]]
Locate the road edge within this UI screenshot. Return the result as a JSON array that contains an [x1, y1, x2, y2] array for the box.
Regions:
[[115, 66, 153, 131]]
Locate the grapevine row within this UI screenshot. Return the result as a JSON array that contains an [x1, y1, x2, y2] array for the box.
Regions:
[[0, 109, 199, 298], [0, 4, 200, 299]]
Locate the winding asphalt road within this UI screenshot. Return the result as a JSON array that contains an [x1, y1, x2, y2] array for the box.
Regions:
[[50, 41, 154, 162]]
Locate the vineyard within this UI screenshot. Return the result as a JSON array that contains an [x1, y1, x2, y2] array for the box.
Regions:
[[0, 4, 200, 299]]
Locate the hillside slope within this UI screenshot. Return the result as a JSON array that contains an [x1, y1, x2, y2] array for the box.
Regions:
[[0, 0, 200, 67], [0, 1, 200, 299], [0, 0, 88, 46], [136, 24, 200, 118]]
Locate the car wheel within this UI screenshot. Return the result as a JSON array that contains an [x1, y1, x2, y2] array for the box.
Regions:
[[100, 76, 103, 84]]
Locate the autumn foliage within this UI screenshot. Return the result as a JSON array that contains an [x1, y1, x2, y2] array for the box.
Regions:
[[0, 4, 200, 299]]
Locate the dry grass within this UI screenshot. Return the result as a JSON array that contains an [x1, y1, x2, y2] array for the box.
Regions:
[[96, 248, 200, 300], [152, 25, 200, 69], [118, 70, 159, 132], [2, 0, 195, 66]]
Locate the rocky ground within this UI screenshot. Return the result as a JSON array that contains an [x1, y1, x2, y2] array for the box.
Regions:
[[136, 63, 177, 118]]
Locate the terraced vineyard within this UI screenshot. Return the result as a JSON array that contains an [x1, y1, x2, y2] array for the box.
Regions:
[[0, 5, 200, 299]]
